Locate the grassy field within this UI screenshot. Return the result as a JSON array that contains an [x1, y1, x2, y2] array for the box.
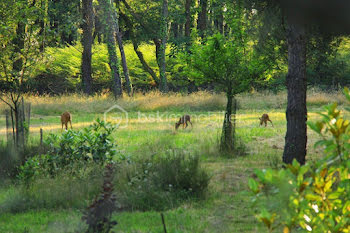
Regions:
[[0, 90, 341, 232]]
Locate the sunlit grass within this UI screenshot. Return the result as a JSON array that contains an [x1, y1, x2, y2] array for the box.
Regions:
[[0, 90, 339, 232]]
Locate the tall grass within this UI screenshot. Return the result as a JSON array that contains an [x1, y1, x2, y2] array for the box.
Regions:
[[0, 89, 345, 116], [0, 171, 103, 214], [0, 143, 43, 179], [0, 91, 226, 115]]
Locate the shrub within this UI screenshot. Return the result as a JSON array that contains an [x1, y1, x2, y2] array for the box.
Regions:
[[249, 88, 350, 232], [115, 150, 210, 211], [18, 119, 118, 182]]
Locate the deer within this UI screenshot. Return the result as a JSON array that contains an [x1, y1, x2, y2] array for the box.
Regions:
[[61, 111, 73, 130], [175, 115, 192, 130], [259, 113, 273, 127]]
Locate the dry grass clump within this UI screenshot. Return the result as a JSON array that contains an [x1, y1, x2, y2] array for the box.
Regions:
[[237, 91, 287, 110], [21, 93, 114, 115], [237, 89, 347, 110], [307, 89, 346, 106], [0, 91, 226, 115], [129, 91, 226, 111]]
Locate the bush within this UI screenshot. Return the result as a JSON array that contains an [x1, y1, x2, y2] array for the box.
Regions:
[[18, 119, 118, 182], [249, 88, 350, 232], [115, 150, 210, 211]]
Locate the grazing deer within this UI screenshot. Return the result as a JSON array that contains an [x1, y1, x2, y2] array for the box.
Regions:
[[259, 113, 273, 127], [175, 115, 192, 130], [61, 111, 73, 130]]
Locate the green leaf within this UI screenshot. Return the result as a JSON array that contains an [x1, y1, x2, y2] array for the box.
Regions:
[[305, 193, 322, 201], [254, 169, 266, 181], [343, 87, 350, 102], [328, 192, 341, 200], [248, 178, 259, 193]]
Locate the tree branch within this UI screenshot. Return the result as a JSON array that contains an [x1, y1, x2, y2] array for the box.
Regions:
[[0, 95, 14, 110], [120, 0, 157, 35]]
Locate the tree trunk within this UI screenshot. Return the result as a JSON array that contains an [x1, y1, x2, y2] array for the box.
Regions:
[[214, 13, 224, 34], [119, 10, 160, 86], [37, 0, 47, 52], [113, 10, 133, 96], [159, 0, 169, 93], [132, 41, 160, 86], [154, 39, 161, 69], [13, 22, 25, 79], [10, 109, 15, 145], [184, 0, 192, 38], [172, 22, 179, 39], [81, 0, 94, 95], [93, 8, 103, 43], [283, 21, 307, 165], [14, 105, 22, 148], [197, 0, 207, 39], [221, 85, 234, 151], [100, 0, 122, 98], [179, 24, 184, 37]]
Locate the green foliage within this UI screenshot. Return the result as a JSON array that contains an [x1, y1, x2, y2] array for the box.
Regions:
[[249, 88, 350, 232], [30, 43, 172, 92], [0, 0, 44, 87], [115, 150, 210, 211], [184, 33, 251, 95], [47, 0, 80, 46], [30, 44, 105, 93], [18, 119, 118, 182], [3, 0, 350, 93]]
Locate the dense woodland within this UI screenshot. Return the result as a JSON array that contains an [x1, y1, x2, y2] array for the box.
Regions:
[[1, 1, 350, 232], [2, 0, 350, 94]]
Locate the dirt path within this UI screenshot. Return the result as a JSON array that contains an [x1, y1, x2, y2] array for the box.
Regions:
[[0, 121, 93, 135]]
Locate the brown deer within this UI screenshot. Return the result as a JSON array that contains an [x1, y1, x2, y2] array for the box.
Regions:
[[175, 115, 192, 130], [61, 111, 73, 130], [259, 113, 273, 127]]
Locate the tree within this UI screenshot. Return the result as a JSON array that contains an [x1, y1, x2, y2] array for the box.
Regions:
[[242, 0, 308, 164], [113, 5, 133, 96], [120, 0, 168, 92], [99, 0, 122, 98], [246, 0, 350, 164], [0, 0, 42, 148], [118, 9, 161, 86], [186, 33, 250, 151], [81, 0, 94, 95], [280, 2, 347, 164], [47, 0, 81, 46], [282, 19, 307, 165]]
